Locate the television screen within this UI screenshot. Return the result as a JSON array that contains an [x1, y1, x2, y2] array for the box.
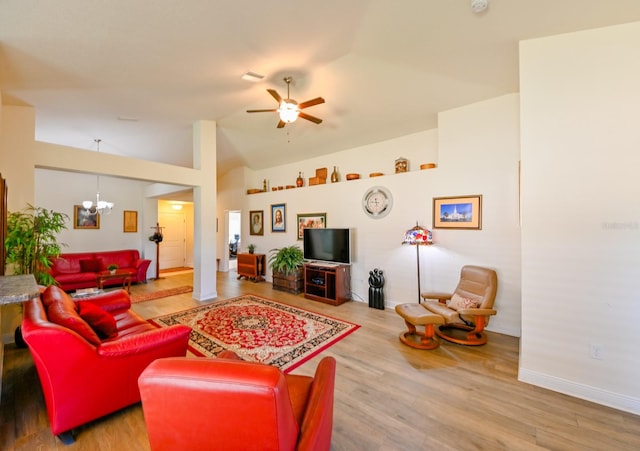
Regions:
[[303, 228, 351, 264]]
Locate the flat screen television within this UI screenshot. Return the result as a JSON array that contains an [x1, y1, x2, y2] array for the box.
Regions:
[[303, 228, 351, 264]]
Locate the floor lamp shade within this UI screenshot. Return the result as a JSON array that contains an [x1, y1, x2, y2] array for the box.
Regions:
[[402, 222, 433, 303]]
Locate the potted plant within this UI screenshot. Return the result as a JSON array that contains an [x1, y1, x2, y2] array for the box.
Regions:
[[5, 204, 68, 286], [268, 245, 304, 294], [5, 204, 68, 346], [248, 244, 256, 254], [107, 264, 119, 274]]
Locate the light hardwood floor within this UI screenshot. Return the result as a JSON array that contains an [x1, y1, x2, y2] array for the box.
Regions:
[[2, 271, 640, 450]]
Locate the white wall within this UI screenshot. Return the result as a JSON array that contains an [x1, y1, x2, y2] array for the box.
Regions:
[[520, 22, 640, 414], [217, 95, 522, 338], [36, 169, 150, 255]]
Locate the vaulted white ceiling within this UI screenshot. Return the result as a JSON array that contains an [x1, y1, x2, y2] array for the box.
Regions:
[[2, 0, 640, 178]]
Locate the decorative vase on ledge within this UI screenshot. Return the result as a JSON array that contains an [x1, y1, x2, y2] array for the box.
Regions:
[[331, 166, 339, 183]]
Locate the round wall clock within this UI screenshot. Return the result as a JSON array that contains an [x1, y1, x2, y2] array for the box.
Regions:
[[362, 186, 393, 219]]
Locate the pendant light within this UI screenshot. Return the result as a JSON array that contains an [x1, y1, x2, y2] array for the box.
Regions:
[[82, 139, 114, 216]]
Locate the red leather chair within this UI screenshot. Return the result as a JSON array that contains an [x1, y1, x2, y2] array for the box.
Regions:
[[21, 285, 191, 444], [138, 352, 337, 451]]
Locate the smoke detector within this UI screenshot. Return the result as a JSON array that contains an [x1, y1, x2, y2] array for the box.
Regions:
[[471, 0, 489, 13]]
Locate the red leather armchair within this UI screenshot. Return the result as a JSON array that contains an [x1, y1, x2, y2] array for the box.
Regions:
[[138, 352, 337, 451], [21, 285, 191, 444]]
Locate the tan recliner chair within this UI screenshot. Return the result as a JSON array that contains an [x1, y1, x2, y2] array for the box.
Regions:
[[420, 265, 498, 346], [396, 265, 498, 348]]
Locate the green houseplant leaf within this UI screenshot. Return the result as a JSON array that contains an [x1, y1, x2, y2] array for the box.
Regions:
[[268, 245, 304, 276], [5, 204, 69, 286]]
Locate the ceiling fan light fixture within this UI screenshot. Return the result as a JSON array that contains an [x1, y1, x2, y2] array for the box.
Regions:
[[278, 100, 300, 123]]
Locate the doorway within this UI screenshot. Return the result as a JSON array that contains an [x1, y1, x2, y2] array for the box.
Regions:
[[159, 211, 187, 269], [228, 210, 241, 270]]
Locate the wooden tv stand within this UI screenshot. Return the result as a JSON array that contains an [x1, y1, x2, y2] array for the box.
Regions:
[[303, 263, 351, 306]]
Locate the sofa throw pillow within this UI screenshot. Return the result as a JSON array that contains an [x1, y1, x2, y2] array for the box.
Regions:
[[78, 301, 118, 339], [42, 284, 74, 309], [47, 301, 101, 346], [79, 258, 102, 272], [448, 293, 480, 311]]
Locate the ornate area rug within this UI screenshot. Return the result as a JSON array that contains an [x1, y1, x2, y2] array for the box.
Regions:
[[130, 286, 193, 304], [149, 294, 360, 372]]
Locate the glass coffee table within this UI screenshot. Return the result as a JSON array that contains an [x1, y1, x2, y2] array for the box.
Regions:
[[71, 288, 105, 299], [96, 270, 134, 293]]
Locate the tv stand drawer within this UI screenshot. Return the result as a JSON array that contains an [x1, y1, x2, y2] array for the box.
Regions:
[[303, 263, 350, 305]]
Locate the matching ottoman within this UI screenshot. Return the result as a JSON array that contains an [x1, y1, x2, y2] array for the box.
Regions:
[[395, 303, 444, 350]]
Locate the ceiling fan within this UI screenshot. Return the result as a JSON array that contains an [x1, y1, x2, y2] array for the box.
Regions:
[[247, 76, 325, 128]]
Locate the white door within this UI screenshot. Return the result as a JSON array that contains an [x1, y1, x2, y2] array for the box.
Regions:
[[159, 211, 186, 269]]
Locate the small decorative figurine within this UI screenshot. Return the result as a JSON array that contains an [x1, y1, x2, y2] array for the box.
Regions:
[[296, 172, 304, 187], [395, 157, 408, 173], [368, 268, 385, 310]]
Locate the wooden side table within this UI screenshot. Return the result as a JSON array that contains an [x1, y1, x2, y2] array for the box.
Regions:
[[97, 270, 134, 293], [237, 253, 265, 282]]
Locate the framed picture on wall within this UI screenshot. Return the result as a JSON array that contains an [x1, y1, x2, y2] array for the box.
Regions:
[[297, 212, 326, 240], [433, 195, 482, 230], [271, 203, 286, 232], [73, 205, 100, 229], [250, 210, 264, 236], [123, 210, 138, 232]]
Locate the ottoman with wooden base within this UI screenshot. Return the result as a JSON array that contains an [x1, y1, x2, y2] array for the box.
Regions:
[[395, 303, 444, 350]]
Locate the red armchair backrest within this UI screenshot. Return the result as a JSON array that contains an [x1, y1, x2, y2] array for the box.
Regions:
[[139, 356, 336, 451]]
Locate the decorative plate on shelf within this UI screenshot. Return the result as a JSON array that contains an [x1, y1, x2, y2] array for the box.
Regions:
[[362, 186, 393, 219]]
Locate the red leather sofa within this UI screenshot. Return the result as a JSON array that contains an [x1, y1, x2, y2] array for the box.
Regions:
[[139, 351, 336, 451], [48, 249, 151, 291], [21, 285, 191, 444]]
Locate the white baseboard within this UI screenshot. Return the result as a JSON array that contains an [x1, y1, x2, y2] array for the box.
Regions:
[[519, 367, 640, 416]]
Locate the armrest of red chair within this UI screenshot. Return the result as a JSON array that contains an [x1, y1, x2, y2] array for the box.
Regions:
[[98, 325, 191, 357], [296, 356, 336, 451], [81, 289, 131, 312], [133, 258, 151, 282]]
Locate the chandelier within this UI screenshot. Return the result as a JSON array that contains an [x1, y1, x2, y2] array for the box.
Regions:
[[82, 139, 114, 216]]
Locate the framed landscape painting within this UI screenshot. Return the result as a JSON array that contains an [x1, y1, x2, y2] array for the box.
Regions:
[[433, 195, 482, 230], [74, 205, 100, 229], [297, 212, 326, 239]]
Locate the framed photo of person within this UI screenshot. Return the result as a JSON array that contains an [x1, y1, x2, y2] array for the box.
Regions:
[[73, 205, 100, 229], [271, 203, 286, 233], [250, 210, 264, 236]]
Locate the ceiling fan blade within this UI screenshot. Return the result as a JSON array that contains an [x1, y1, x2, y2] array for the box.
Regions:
[[267, 89, 283, 104], [298, 97, 325, 109], [277, 119, 286, 128], [246, 108, 278, 113], [299, 112, 323, 124]]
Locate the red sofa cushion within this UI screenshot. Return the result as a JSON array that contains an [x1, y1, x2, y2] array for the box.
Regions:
[[46, 294, 101, 346], [79, 258, 103, 272], [78, 301, 118, 339]]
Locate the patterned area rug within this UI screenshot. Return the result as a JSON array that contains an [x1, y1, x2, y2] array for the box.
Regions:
[[130, 286, 193, 304], [149, 294, 360, 372]]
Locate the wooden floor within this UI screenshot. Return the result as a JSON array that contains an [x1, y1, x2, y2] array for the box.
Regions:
[[2, 271, 640, 450]]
